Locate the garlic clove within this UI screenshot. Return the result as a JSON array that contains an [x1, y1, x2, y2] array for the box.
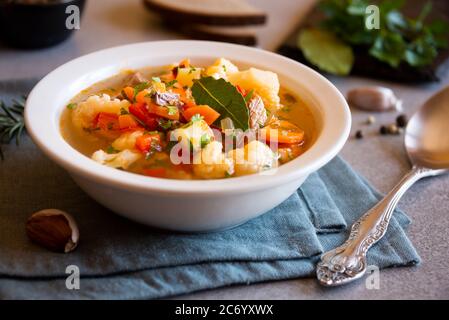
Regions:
[[26, 209, 79, 253], [347, 86, 401, 112]]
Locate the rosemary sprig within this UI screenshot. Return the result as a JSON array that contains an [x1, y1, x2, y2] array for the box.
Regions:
[[0, 96, 26, 160]]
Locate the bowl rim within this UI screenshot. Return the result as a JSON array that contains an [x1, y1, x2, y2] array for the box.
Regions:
[[25, 40, 351, 195]]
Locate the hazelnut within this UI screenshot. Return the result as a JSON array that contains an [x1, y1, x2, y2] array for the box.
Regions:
[[26, 209, 79, 253]]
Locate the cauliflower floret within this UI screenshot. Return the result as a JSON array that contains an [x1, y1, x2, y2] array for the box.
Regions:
[[111, 130, 144, 151], [228, 140, 278, 176], [176, 67, 203, 87], [204, 58, 239, 80], [91, 149, 141, 170], [71, 94, 130, 132], [170, 119, 214, 152], [228, 68, 280, 113], [193, 141, 234, 179]]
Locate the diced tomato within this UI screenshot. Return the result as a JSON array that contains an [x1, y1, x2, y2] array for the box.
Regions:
[[95, 112, 119, 131], [182, 105, 220, 125], [135, 133, 161, 153], [147, 102, 180, 121], [129, 102, 159, 130], [118, 114, 139, 130], [236, 85, 246, 96], [143, 168, 166, 178]]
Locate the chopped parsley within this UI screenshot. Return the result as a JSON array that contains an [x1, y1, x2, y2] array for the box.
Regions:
[[66, 103, 77, 110], [158, 118, 173, 130], [244, 89, 254, 103], [200, 134, 211, 148], [190, 114, 204, 123], [106, 145, 119, 154], [166, 105, 178, 116], [166, 79, 178, 88], [222, 64, 227, 72]]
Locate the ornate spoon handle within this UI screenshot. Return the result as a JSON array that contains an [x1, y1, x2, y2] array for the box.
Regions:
[[316, 165, 439, 286]]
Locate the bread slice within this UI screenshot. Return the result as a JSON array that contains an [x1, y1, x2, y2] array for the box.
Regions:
[[144, 0, 267, 26], [172, 24, 258, 46]]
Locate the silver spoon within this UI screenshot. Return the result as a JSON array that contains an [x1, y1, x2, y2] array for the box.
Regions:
[[316, 86, 449, 286]]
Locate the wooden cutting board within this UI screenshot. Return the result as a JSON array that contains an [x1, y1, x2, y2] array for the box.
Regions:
[[278, 0, 449, 83]]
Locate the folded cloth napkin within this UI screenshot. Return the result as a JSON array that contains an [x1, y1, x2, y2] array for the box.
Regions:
[[0, 79, 420, 299]]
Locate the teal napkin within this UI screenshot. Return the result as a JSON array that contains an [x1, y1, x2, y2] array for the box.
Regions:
[[0, 79, 420, 299]]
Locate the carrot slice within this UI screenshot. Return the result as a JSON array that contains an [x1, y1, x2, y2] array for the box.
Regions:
[[123, 86, 135, 101], [135, 133, 161, 153], [261, 120, 305, 144], [147, 102, 180, 121], [118, 114, 139, 130], [182, 105, 220, 125], [135, 89, 150, 104], [143, 168, 166, 178]]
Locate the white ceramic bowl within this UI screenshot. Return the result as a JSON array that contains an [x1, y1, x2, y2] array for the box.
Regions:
[[25, 40, 351, 232]]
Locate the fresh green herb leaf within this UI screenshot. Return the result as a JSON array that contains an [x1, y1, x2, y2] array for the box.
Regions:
[[166, 105, 178, 116], [188, 67, 197, 74], [313, 0, 448, 70], [191, 77, 249, 130], [120, 107, 129, 115], [158, 118, 173, 130], [133, 82, 150, 98], [106, 145, 119, 154], [222, 65, 227, 72], [200, 134, 211, 148], [190, 114, 203, 123], [244, 89, 254, 103], [298, 28, 354, 75], [66, 103, 77, 110], [166, 79, 178, 88]]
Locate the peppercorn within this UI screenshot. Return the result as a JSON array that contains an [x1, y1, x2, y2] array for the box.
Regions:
[[396, 114, 408, 128], [355, 130, 363, 139], [387, 124, 400, 135], [380, 126, 388, 135], [366, 115, 376, 125]]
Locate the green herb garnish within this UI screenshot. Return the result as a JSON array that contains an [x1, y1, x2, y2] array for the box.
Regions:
[[190, 114, 204, 123], [158, 119, 173, 130], [134, 82, 150, 97], [200, 134, 211, 148], [244, 89, 254, 103], [120, 107, 129, 115], [106, 145, 119, 154], [166, 79, 178, 88], [66, 102, 77, 110], [0, 97, 26, 160], [191, 77, 249, 130], [166, 106, 178, 116]]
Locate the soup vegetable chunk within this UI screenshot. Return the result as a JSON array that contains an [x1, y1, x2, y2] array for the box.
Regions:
[[61, 58, 316, 180]]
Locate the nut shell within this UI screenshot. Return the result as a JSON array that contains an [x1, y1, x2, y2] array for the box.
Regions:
[[26, 209, 79, 253]]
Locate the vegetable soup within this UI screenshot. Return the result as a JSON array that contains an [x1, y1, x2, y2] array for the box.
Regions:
[[61, 58, 317, 179]]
